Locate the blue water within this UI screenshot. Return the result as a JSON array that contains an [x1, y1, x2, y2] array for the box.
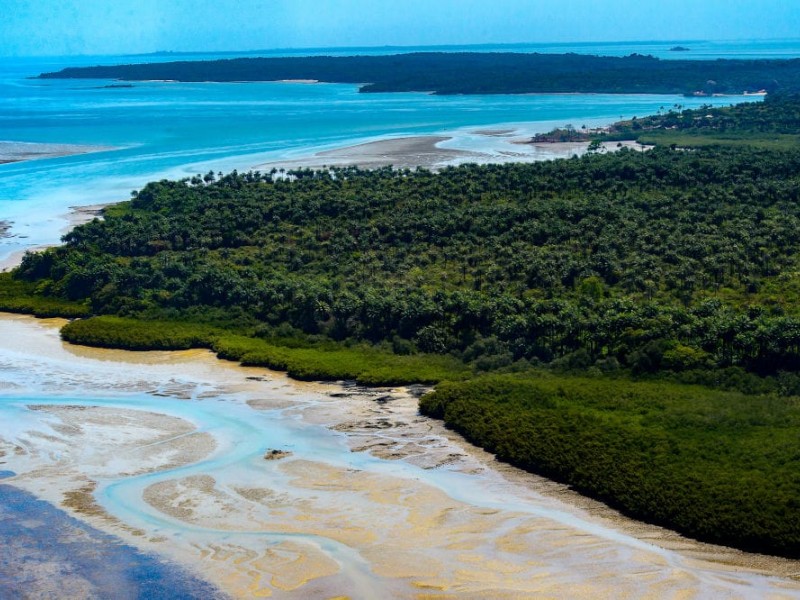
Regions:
[[43, 37, 800, 61], [3, 40, 796, 260], [0, 484, 227, 599]]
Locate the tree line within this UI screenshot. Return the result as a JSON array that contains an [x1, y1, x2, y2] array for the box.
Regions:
[[37, 52, 800, 95], [14, 98, 800, 382], [8, 94, 800, 555]]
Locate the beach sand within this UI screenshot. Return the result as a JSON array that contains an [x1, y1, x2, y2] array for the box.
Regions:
[[255, 133, 645, 173], [0, 141, 115, 165], [522, 139, 650, 156], [257, 135, 474, 171], [2, 313, 800, 598]]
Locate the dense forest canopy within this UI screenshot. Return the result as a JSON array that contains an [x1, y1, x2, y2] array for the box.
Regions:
[[12, 94, 800, 381], [37, 52, 800, 95]]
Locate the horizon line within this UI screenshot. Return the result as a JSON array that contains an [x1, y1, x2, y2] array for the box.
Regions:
[[4, 36, 800, 60]]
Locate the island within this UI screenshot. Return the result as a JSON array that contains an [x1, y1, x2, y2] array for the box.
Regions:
[[5, 94, 800, 557], [670, 45, 691, 52], [37, 52, 800, 96]]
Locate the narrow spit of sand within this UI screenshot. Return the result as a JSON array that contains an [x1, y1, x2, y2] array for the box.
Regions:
[[0, 141, 116, 165], [256, 135, 474, 171]]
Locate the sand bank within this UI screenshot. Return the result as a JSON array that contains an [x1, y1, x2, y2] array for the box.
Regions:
[[2, 312, 800, 598], [257, 135, 474, 171], [66, 203, 109, 227], [522, 139, 651, 156], [0, 141, 115, 165], [255, 133, 646, 173]]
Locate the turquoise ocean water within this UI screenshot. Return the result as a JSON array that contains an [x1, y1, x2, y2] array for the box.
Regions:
[[2, 38, 799, 260]]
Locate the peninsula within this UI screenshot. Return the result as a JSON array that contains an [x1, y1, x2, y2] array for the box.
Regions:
[[37, 52, 800, 95]]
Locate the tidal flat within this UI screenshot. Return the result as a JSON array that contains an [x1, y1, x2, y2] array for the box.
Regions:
[[2, 312, 800, 598], [0, 141, 114, 164]]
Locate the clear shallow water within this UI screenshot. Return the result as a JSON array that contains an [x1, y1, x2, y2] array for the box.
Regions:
[[0, 43, 787, 260]]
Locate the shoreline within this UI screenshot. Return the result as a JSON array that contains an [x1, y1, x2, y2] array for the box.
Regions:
[[1, 312, 800, 598], [0, 126, 621, 271], [255, 135, 474, 171], [0, 203, 109, 272]]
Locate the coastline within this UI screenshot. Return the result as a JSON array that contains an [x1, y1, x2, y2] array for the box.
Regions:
[[0, 130, 603, 272], [0, 128, 620, 270], [255, 135, 474, 171], [0, 128, 620, 272], [2, 312, 800, 598], [253, 131, 637, 173]]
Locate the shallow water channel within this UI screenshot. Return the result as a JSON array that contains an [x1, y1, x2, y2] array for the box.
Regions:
[[1, 313, 799, 599]]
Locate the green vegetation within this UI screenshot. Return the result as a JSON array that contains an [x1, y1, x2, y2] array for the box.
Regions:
[[7, 95, 800, 554], [14, 96, 800, 380], [60, 316, 467, 384], [421, 373, 800, 556], [596, 93, 800, 148], [38, 52, 800, 96], [0, 273, 89, 318], [636, 131, 800, 150]]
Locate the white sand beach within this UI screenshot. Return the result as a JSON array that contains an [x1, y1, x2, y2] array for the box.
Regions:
[[256, 135, 473, 171]]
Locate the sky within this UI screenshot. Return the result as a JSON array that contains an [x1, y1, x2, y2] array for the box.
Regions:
[[1, 0, 799, 56]]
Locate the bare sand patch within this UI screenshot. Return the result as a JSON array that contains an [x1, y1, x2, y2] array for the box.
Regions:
[[0, 141, 116, 164], [256, 136, 475, 171], [65, 203, 109, 229], [295, 383, 800, 584], [472, 128, 517, 136], [519, 139, 652, 158], [254, 134, 651, 176]]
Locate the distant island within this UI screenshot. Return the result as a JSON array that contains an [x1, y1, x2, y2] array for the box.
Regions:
[[37, 52, 800, 96], [670, 46, 691, 52]]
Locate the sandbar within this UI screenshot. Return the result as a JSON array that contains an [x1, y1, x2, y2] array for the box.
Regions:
[[255, 134, 648, 174], [0, 141, 115, 165], [257, 135, 474, 171]]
